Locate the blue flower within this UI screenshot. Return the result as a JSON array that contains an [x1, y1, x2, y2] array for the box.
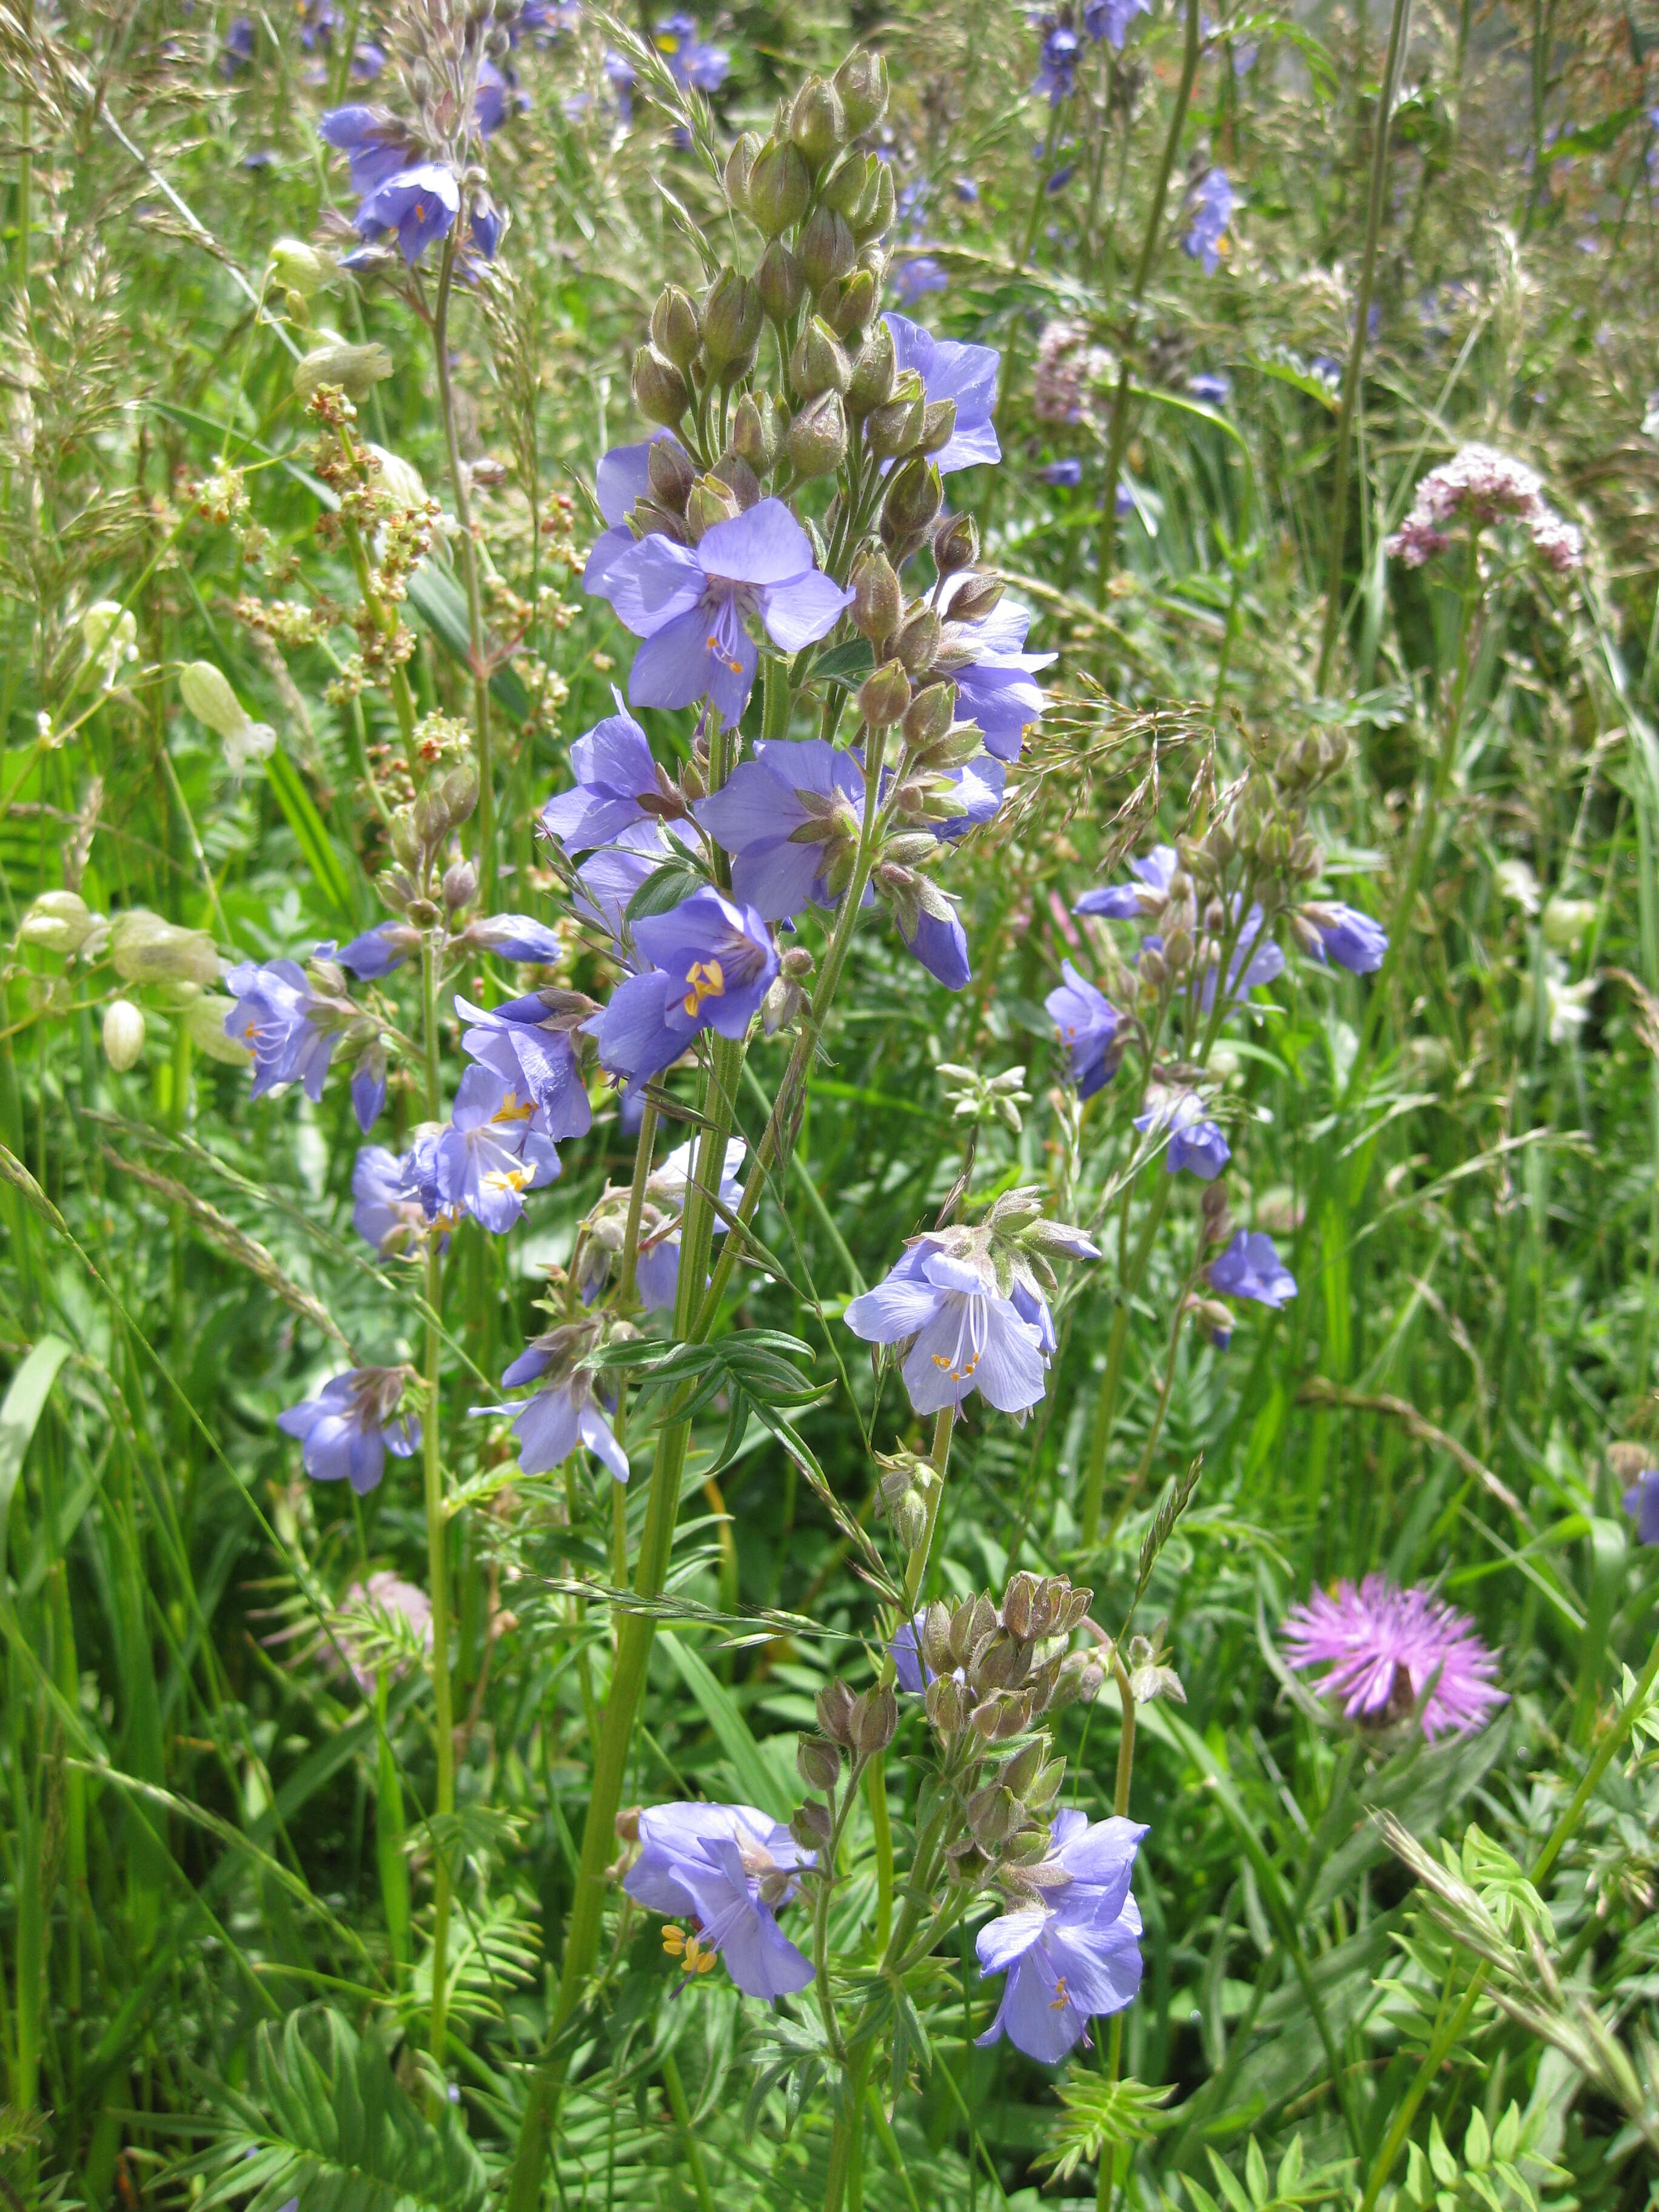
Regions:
[[455, 991, 595, 1141], [278, 1366, 420, 1495], [574, 835, 668, 947], [1301, 901, 1388, 974], [339, 920, 422, 978], [653, 12, 729, 90], [845, 1235, 1060, 1416], [1083, 0, 1149, 47], [460, 914, 567, 963], [356, 161, 461, 263], [890, 1612, 932, 1694], [583, 887, 779, 1082], [221, 16, 255, 72], [945, 586, 1055, 762], [434, 1064, 562, 1233], [893, 255, 949, 304], [976, 1811, 1146, 2061], [478, 1329, 630, 1480], [1621, 1466, 1659, 1545], [1207, 1230, 1296, 1307], [1032, 21, 1079, 103], [623, 1802, 815, 1999], [1183, 169, 1237, 274], [542, 689, 674, 852], [603, 48, 637, 116], [1075, 843, 1175, 920], [695, 739, 868, 921], [350, 1042, 388, 1131], [224, 957, 339, 1102], [1042, 457, 1083, 486], [352, 1145, 428, 1257], [634, 1136, 747, 1312], [899, 902, 973, 991], [600, 498, 852, 725], [1135, 1087, 1230, 1179], [885, 315, 1002, 474], [1045, 960, 1122, 1097], [581, 433, 686, 604], [1188, 370, 1232, 405]]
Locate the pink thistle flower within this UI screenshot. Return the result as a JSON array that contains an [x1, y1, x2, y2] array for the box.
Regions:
[[1281, 1575, 1506, 1741]]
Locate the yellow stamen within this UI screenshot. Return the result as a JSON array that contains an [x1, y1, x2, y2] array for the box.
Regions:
[[483, 1167, 529, 1195], [682, 957, 726, 1019], [1050, 1976, 1070, 2010], [662, 1924, 686, 1956]]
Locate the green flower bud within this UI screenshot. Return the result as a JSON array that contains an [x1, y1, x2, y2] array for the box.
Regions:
[[785, 389, 848, 478], [845, 317, 896, 415], [858, 660, 911, 726], [102, 999, 146, 1072], [756, 238, 805, 324], [881, 455, 943, 540], [790, 315, 852, 398], [933, 512, 979, 575], [796, 1734, 843, 1792], [20, 890, 93, 955], [631, 345, 689, 427], [894, 605, 941, 675], [820, 147, 871, 218], [710, 451, 762, 511], [799, 204, 856, 292], [850, 1683, 898, 1756], [729, 390, 782, 474], [268, 236, 332, 298], [852, 160, 896, 243], [851, 549, 903, 644], [919, 398, 958, 455], [109, 909, 220, 988], [747, 138, 812, 236], [833, 48, 889, 134], [186, 993, 255, 1065], [1543, 896, 1597, 948], [292, 341, 393, 401], [821, 267, 877, 338], [864, 370, 925, 460], [902, 681, 956, 749], [686, 473, 743, 538], [816, 1678, 857, 1744], [891, 1488, 928, 1549], [179, 660, 248, 740], [440, 759, 479, 826], [789, 75, 846, 167], [724, 129, 761, 211], [701, 267, 762, 372], [947, 570, 1004, 623], [647, 436, 697, 512], [650, 283, 702, 372]]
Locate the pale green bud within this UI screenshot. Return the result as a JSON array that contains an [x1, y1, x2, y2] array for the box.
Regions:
[[292, 341, 394, 401], [20, 890, 93, 955], [267, 236, 332, 298], [102, 999, 146, 1072]]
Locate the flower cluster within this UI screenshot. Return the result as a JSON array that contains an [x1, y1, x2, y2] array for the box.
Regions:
[[1282, 1577, 1507, 1740], [1386, 443, 1584, 574], [620, 1803, 814, 1998]]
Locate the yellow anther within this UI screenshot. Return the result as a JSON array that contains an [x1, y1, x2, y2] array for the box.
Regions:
[[1050, 1976, 1070, 2010], [483, 1167, 530, 1195], [681, 957, 727, 1019], [662, 1924, 687, 1956]]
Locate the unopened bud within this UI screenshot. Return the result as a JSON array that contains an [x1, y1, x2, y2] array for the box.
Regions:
[[651, 284, 702, 373], [1139, 947, 1168, 988], [1001, 1572, 1039, 1641], [853, 161, 896, 243], [756, 239, 806, 324], [20, 890, 93, 955], [822, 267, 877, 338], [966, 1782, 1021, 1845], [933, 513, 979, 575], [102, 998, 146, 1071], [799, 204, 856, 293], [1163, 924, 1194, 972], [820, 149, 871, 220], [919, 398, 958, 455], [925, 1674, 965, 1734], [646, 437, 696, 514], [796, 1734, 843, 1792], [615, 1806, 642, 1843], [865, 373, 926, 460], [882, 455, 943, 540], [631, 346, 689, 428], [791, 1800, 834, 1849], [891, 1489, 928, 1548], [702, 269, 762, 378], [850, 1683, 899, 1756], [1000, 1739, 1045, 1797], [786, 390, 848, 478], [789, 75, 847, 167], [747, 139, 811, 235], [893, 605, 941, 675], [292, 341, 393, 401], [816, 1678, 857, 1744], [109, 909, 220, 988], [711, 451, 762, 511], [948, 571, 1005, 623], [724, 130, 760, 211], [269, 236, 331, 298], [833, 49, 889, 134], [730, 390, 782, 474], [440, 760, 479, 826], [851, 550, 903, 645], [442, 858, 477, 911], [902, 682, 955, 750], [791, 315, 852, 398], [845, 317, 896, 414]]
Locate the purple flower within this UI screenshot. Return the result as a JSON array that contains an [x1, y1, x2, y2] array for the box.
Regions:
[[574, 836, 666, 947], [1042, 458, 1084, 487], [481, 1335, 630, 1480], [360, 161, 461, 263], [945, 588, 1055, 762], [1135, 1088, 1230, 1179], [319, 106, 418, 197], [583, 888, 779, 1082], [1621, 1467, 1659, 1545], [635, 1135, 747, 1311], [695, 739, 868, 920], [899, 902, 973, 991], [434, 1064, 562, 1233], [932, 754, 1007, 840], [1301, 901, 1388, 974], [1115, 478, 1135, 517], [844, 1236, 1057, 1416], [604, 48, 637, 116], [1206, 1230, 1296, 1307], [278, 1366, 420, 1495], [1075, 843, 1175, 920], [623, 1802, 814, 2000], [1282, 1577, 1507, 1740], [976, 1811, 1146, 2060], [1188, 370, 1232, 405], [600, 499, 853, 725], [654, 13, 729, 90], [1195, 906, 1285, 1008], [474, 57, 512, 135], [455, 992, 594, 1140], [893, 255, 949, 304], [352, 1144, 428, 1257], [1032, 21, 1079, 102], [1045, 960, 1122, 1098], [352, 41, 386, 79], [351, 1044, 387, 1131], [890, 1612, 931, 1694], [332, 1572, 432, 1694], [339, 920, 422, 979], [460, 913, 566, 964], [224, 957, 339, 1102], [885, 315, 1002, 474], [222, 16, 255, 70], [1184, 170, 1236, 274], [1084, 0, 1149, 45], [542, 689, 674, 851], [582, 432, 685, 603]]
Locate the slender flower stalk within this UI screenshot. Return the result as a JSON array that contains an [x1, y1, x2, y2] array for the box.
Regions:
[[433, 235, 496, 907], [418, 931, 455, 2098], [608, 1100, 660, 1584]]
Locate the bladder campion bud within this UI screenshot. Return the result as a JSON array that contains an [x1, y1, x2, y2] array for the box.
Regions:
[[102, 999, 146, 1072], [21, 891, 93, 955]]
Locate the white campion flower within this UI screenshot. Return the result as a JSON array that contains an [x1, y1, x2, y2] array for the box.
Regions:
[[179, 662, 276, 773], [82, 601, 138, 690]]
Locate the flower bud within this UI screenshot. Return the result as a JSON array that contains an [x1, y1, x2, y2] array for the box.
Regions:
[[820, 149, 871, 220], [650, 284, 702, 373], [789, 75, 847, 167], [724, 130, 760, 211], [893, 605, 940, 675], [833, 49, 889, 133], [702, 267, 762, 375], [796, 1734, 843, 1792], [102, 998, 146, 1071], [756, 240, 806, 326], [710, 451, 762, 512], [901, 681, 956, 750], [179, 660, 250, 740], [1163, 923, 1194, 972], [840, 327, 896, 423], [110, 910, 220, 988], [926, 1674, 966, 1734], [786, 390, 848, 479], [919, 398, 958, 455], [864, 371, 927, 460], [883, 458, 945, 546], [853, 160, 896, 242], [948, 572, 1005, 625], [791, 1800, 834, 1849], [1000, 1739, 1047, 1798], [269, 236, 331, 298], [850, 1683, 898, 1756], [729, 391, 783, 477], [966, 1782, 1021, 1845], [891, 1488, 928, 1549], [816, 1677, 857, 1744], [747, 139, 811, 235], [1543, 896, 1597, 948], [442, 857, 477, 911], [630, 346, 689, 427], [1001, 1571, 1039, 1641], [790, 315, 852, 398], [686, 473, 743, 539], [292, 341, 393, 401], [1139, 947, 1168, 988], [851, 550, 903, 645], [858, 660, 911, 727], [919, 1601, 954, 1677], [933, 513, 979, 575], [799, 205, 856, 293], [639, 440, 692, 518], [186, 993, 251, 1064], [440, 760, 479, 826], [21, 890, 93, 955], [821, 267, 877, 339]]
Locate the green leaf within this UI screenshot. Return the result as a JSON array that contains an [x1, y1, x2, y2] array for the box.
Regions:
[[1245, 2137, 1270, 2205], [809, 637, 876, 686], [1464, 2106, 1490, 2173], [0, 1335, 70, 1581], [1428, 2116, 1458, 2188], [660, 1631, 794, 1820], [1492, 2103, 1520, 2163], [266, 744, 358, 925], [625, 859, 708, 922], [1036, 2076, 1170, 2185], [1545, 106, 1640, 159]]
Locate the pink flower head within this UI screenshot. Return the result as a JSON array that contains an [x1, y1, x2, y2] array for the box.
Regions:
[[1386, 443, 1584, 575], [1282, 1575, 1506, 1740]]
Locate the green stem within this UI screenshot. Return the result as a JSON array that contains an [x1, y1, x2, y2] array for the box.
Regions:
[[864, 1759, 894, 1956], [1094, 0, 1202, 603], [432, 237, 496, 909], [1079, 1178, 1171, 1549], [1313, 0, 1415, 689], [418, 937, 455, 2099], [660, 2050, 717, 2212], [1094, 1650, 1138, 2212]]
